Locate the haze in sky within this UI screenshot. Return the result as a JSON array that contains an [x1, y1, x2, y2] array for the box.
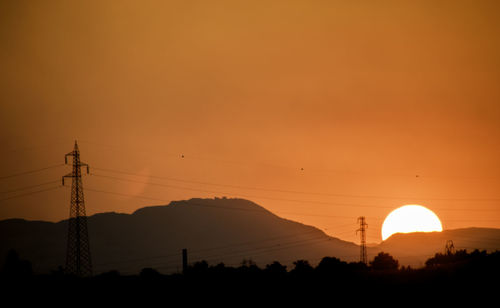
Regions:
[[1, 0, 499, 243]]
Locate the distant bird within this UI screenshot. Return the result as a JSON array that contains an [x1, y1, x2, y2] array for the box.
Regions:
[[181, 154, 184, 158], [300, 168, 304, 171], [416, 175, 419, 178]]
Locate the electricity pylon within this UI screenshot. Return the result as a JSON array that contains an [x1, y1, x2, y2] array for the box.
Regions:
[[356, 216, 368, 264], [62, 141, 92, 277], [445, 240, 455, 255]]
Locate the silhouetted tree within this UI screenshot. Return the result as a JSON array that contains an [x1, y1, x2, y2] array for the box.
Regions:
[[1, 250, 33, 278], [291, 260, 313, 276], [140, 267, 161, 279], [98, 270, 121, 278], [240, 259, 257, 267], [212, 262, 226, 272], [238, 259, 260, 277], [370, 252, 399, 271], [316, 257, 346, 274], [400, 265, 413, 272], [347, 261, 368, 273], [186, 260, 210, 276], [425, 249, 469, 267], [265, 261, 287, 276], [50, 265, 65, 277]]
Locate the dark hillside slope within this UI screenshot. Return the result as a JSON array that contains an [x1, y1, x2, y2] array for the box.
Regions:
[[0, 198, 359, 274]]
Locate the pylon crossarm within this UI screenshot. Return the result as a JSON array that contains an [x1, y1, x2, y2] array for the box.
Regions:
[[65, 152, 75, 164], [62, 173, 75, 186], [80, 163, 90, 174]]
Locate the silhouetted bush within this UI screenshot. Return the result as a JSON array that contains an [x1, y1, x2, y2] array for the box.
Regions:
[[370, 252, 399, 271], [211, 262, 227, 272], [291, 259, 313, 276], [316, 257, 346, 274], [140, 267, 161, 279], [97, 270, 121, 279], [265, 261, 287, 276], [1, 250, 33, 278], [240, 258, 257, 267], [347, 261, 368, 273], [3, 248, 500, 303], [425, 249, 469, 267], [237, 260, 261, 278]]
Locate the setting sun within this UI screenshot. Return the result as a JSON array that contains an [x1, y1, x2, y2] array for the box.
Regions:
[[381, 205, 443, 241]]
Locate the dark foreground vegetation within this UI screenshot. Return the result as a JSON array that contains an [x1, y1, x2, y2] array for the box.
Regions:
[[1, 249, 499, 303]]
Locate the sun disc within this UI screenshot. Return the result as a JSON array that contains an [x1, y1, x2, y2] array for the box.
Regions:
[[381, 205, 442, 241]]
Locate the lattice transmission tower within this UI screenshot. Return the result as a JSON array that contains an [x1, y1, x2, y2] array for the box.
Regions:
[[62, 141, 92, 277], [356, 216, 368, 264], [445, 240, 455, 255]]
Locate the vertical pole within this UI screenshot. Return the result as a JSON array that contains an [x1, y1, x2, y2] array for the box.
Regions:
[[74, 149, 81, 276], [182, 248, 188, 274]]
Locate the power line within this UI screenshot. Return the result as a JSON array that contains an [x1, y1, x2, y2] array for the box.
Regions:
[[336, 229, 359, 236], [81, 186, 385, 243], [84, 187, 169, 203], [84, 186, 274, 213], [90, 173, 394, 209], [81, 141, 295, 171], [83, 185, 394, 230], [81, 185, 500, 225], [0, 164, 65, 180], [201, 236, 337, 264], [443, 218, 500, 223], [280, 212, 384, 220], [0, 186, 62, 202], [190, 235, 329, 264], [0, 180, 61, 194], [320, 222, 357, 231], [189, 229, 321, 257], [90, 173, 397, 209], [72, 188, 500, 271], [81, 140, 500, 181], [94, 251, 181, 267], [90, 172, 500, 212], [92, 166, 500, 202], [107, 230, 363, 273], [0, 141, 68, 155], [92, 167, 382, 199], [93, 229, 322, 269], [83, 184, 375, 215]]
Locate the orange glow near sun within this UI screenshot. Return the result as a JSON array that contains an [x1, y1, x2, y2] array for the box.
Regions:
[[381, 205, 443, 241]]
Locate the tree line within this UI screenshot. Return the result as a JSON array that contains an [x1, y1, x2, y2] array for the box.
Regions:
[[1, 249, 499, 301]]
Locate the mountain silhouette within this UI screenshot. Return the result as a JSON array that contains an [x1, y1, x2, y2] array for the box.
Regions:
[[1, 197, 499, 274], [0, 198, 358, 274], [373, 228, 500, 267]]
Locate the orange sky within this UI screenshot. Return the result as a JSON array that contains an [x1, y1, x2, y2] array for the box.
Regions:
[[1, 0, 499, 244]]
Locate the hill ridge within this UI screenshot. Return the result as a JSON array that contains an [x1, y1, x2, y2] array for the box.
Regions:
[[0, 197, 357, 274], [1, 197, 499, 272]]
